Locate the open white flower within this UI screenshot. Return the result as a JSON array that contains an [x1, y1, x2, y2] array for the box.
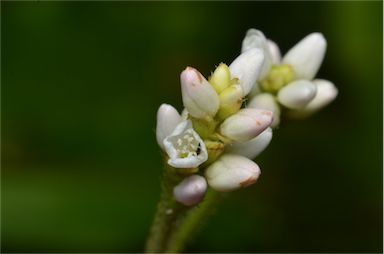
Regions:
[[163, 120, 208, 168], [242, 29, 336, 113]]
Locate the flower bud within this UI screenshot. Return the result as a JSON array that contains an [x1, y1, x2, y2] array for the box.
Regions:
[[303, 79, 338, 113], [241, 29, 272, 80], [226, 128, 272, 159], [277, 80, 317, 109], [267, 39, 281, 65], [219, 108, 273, 142], [173, 175, 207, 206], [209, 63, 231, 94], [282, 33, 327, 80], [163, 120, 208, 168], [156, 104, 181, 149], [205, 154, 261, 192], [180, 67, 220, 119], [248, 93, 280, 127], [217, 84, 243, 120], [229, 48, 264, 96]]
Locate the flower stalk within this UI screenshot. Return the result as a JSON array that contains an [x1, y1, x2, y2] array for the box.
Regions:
[[146, 28, 337, 253]]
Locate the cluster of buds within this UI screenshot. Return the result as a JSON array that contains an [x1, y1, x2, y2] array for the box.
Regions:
[[156, 29, 337, 206]]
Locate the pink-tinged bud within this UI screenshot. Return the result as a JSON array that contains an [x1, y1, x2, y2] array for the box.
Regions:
[[229, 48, 264, 96], [156, 104, 181, 150], [277, 80, 317, 109], [219, 108, 273, 142], [205, 154, 261, 192], [173, 175, 207, 206], [180, 67, 220, 119], [248, 93, 281, 127], [226, 127, 273, 159], [282, 33, 327, 80]]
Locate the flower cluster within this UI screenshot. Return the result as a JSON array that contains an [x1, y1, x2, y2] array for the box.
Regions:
[[156, 29, 337, 206]]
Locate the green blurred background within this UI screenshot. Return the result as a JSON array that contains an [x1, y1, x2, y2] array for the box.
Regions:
[[2, 1, 382, 253]]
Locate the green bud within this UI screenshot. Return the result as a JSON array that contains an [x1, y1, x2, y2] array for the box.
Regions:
[[259, 64, 295, 93], [216, 84, 243, 121], [209, 63, 231, 94], [202, 140, 225, 166], [190, 116, 218, 140]]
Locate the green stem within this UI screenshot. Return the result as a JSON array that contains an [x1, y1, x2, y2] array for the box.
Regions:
[[145, 162, 222, 253], [164, 189, 222, 253]]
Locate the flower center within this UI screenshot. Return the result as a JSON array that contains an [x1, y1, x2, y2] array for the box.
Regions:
[[259, 64, 295, 93], [169, 129, 201, 158]]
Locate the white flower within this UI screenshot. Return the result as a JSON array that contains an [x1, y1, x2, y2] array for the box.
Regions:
[[226, 127, 273, 159], [241, 30, 336, 116], [277, 79, 317, 109], [229, 48, 264, 96], [266, 39, 281, 65], [180, 67, 220, 119], [241, 29, 271, 80], [163, 120, 208, 168], [205, 154, 261, 192], [282, 33, 327, 80], [300, 79, 338, 114], [156, 104, 181, 150], [219, 108, 273, 142], [248, 93, 280, 127], [173, 175, 207, 206]]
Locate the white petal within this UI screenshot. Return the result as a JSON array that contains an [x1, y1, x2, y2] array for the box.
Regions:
[[267, 39, 281, 65], [156, 104, 181, 149], [180, 67, 220, 119], [248, 93, 281, 127], [241, 29, 271, 80], [163, 120, 208, 168], [226, 127, 272, 159], [300, 79, 338, 114], [219, 108, 273, 142], [205, 154, 261, 192], [173, 175, 207, 206], [229, 48, 264, 96], [282, 33, 327, 80], [277, 80, 317, 109]]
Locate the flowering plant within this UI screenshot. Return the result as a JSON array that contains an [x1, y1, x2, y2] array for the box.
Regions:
[[146, 28, 337, 253]]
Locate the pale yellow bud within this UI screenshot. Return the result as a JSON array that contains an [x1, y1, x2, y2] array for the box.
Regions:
[[209, 63, 232, 94], [217, 84, 243, 120]]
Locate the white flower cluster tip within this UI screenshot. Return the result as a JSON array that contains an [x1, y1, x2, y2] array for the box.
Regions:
[[156, 28, 337, 206]]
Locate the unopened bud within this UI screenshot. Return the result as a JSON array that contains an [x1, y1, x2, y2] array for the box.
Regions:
[[229, 48, 264, 96], [277, 80, 317, 109], [282, 33, 327, 80], [205, 154, 261, 192], [209, 63, 232, 94], [303, 79, 338, 113], [217, 84, 243, 120], [219, 108, 273, 142], [180, 67, 220, 119], [267, 39, 281, 65], [173, 175, 207, 206], [226, 128, 273, 159], [248, 93, 280, 127]]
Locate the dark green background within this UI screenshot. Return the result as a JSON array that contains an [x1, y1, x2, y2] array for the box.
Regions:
[[2, 1, 382, 253]]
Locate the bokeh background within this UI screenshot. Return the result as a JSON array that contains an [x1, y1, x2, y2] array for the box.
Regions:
[[2, 1, 382, 253]]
